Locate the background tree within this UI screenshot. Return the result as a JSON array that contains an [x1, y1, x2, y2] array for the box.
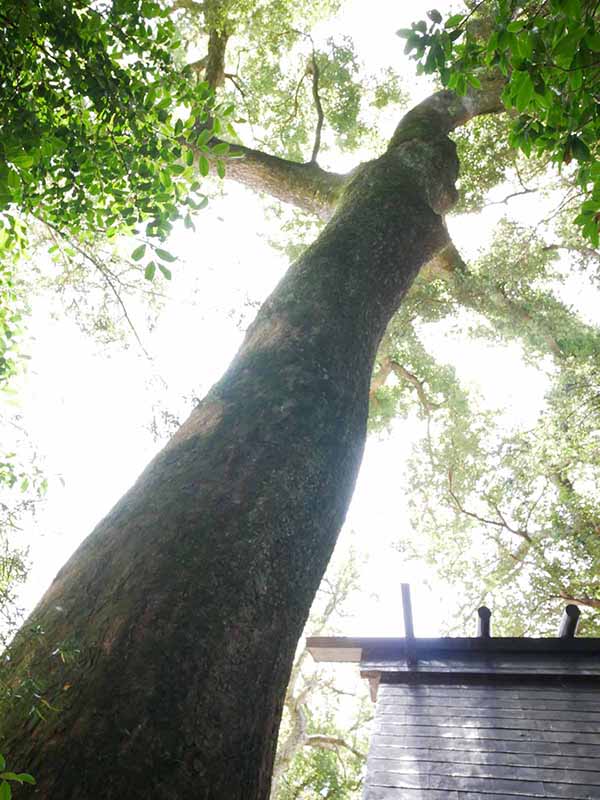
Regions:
[[383, 0, 600, 636], [271, 553, 368, 800]]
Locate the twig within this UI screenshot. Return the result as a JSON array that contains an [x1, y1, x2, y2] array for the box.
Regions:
[[281, 73, 308, 124], [447, 467, 532, 542], [484, 186, 538, 207], [39, 220, 152, 360]]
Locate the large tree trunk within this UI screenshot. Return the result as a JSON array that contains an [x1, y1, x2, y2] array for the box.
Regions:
[[1, 91, 494, 799]]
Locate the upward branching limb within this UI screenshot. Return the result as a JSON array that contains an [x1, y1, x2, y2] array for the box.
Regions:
[[309, 49, 324, 163], [205, 28, 230, 89]]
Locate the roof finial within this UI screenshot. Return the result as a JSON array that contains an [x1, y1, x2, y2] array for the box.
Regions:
[[477, 606, 492, 638], [558, 604, 580, 638]]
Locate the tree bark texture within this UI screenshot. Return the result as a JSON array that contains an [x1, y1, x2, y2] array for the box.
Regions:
[[207, 141, 347, 219], [1, 89, 492, 799]]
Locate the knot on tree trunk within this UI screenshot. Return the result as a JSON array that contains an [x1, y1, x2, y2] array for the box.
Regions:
[[394, 135, 460, 215], [347, 135, 459, 218]]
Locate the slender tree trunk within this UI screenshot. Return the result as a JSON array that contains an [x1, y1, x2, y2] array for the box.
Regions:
[[1, 90, 494, 798]]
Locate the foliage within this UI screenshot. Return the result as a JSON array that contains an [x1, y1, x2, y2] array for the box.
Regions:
[[276, 738, 363, 800], [0, 753, 35, 799], [452, 115, 516, 213], [0, 0, 230, 254], [0, 236, 26, 387], [379, 217, 600, 636], [400, 0, 600, 243], [0, 412, 48, 645], [173, 0, 408, 164], [272, 553, 369, 800]]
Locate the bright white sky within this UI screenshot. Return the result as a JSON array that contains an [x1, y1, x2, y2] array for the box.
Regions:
[[6, 0, 594, 650]]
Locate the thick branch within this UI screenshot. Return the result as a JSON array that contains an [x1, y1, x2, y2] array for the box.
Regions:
[[390, 81, 505, 148], [369, 356, 394, 397], [271, 700, 308, 795], [203, 141, 347, 219], [205, 28, 229, 89], [425, 241, 565, 361], [544, 242, 600, 264]]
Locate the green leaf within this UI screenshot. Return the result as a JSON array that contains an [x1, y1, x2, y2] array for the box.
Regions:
[[0, 757, 6, 772], [553, 27, 586, 64], [427, 9, 442, 24], [144, 261, 156, 281], [199, 156, 209, 176], [445, 13, 464, 28], [185, 150, 194, 167], [131, 244, 146, 261], [0, 780, 11, 800], [0, 773, 21, 782], [196, 128, 212, 147], [585, 32, 600, 51], [9, 151, 34, 169], [155, 248, 176, 263], [158, 263, 172, 280], [7, 170, 19, 193], [513, 71, 534, 111], [216, 160, 226, 179], [561, 0, 581, 17], [211, 142, 229, 156], [15, 775, 35, 786], [571, 137, 591, 162]]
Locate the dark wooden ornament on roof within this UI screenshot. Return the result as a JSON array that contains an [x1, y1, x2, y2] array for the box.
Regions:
[[308, 586, 600, 800]]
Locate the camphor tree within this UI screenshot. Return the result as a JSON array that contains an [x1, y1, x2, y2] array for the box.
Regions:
[[1, 0, 600, 797]]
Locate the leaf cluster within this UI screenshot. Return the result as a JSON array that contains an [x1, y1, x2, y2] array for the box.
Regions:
[[400, 0, 600, 242], [0, 754, 35, 800], [0, 0, 232, 256]]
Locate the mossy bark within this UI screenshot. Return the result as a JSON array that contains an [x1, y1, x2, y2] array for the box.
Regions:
[[2, 126, 458, 798]]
